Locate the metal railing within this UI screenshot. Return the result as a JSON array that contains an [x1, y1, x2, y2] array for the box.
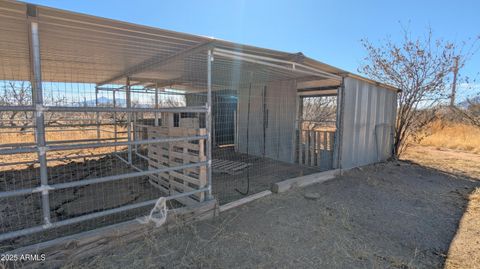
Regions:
[[0, 12, 214, 246]]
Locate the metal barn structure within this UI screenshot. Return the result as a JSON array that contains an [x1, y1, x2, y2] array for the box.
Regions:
[[0, 1, 398, 249]]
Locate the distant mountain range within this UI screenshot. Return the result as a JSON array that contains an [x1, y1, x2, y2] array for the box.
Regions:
[[76, 97, 152, 108], [80, 96, 127, 107]]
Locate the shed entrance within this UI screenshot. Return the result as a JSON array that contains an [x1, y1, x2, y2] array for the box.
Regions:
[[297, 95, 337, 170]]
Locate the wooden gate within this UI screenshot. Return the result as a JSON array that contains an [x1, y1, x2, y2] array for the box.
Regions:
[[298, 129, 335, 170]]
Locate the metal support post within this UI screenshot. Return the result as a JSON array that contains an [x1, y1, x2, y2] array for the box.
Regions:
[[133, 107, 137, 153], [27, 6, 51, 226], [113, 89, 118, 152], [126, 77, 132, 164], [206, 49, 213, 199], [95, 86, 100, 139], [154, 83, 159, 126], [125, 77, 132, 164], [333, 77, 345, 170]]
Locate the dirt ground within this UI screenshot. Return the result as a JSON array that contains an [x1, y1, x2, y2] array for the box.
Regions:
[[445, 188, 480, 269], [403, 144, 480, 179], [403, 145, 480, 269], [54, 144, 480, 269]]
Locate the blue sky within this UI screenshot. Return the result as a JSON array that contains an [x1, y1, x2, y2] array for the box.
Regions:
[[28, 0, 480, 98]]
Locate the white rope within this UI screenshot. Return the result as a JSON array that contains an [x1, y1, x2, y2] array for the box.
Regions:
[[138, 197, 168, 227]]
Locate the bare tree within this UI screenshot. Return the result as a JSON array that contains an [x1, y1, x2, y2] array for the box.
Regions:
[[455, 93, 480, 127], [0, 81, 33, 131], [0, 81, 68, 131], [302, 96, 337, 130], [359, 28, 458, 156]]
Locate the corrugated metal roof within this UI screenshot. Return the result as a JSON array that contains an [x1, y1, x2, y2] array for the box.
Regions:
[[0, 0, 399, 92]]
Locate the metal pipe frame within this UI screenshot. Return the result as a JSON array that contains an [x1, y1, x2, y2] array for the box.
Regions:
[[0, 185, 209, 242], [134, 123, 156, 129], [0, 120, 123, 124], [0, 136, 128, 149], [0, 125, 119, 133], [213, 49, 341, 81], [213, 48, 341, 80], [0, 16, 215, 246], [102, 129, 128, 134], [133, 107, 138, 154], [46, 137, 128, 145], [96, 87, 157, 94], [0, 152, 115, 167], [334, 77, 345, 170], [0, 160, 38, 167], [0, 161, 207, 198], [0, 128, 122, 136], [0, 105, 207, 113], [206, 49, 213, 200], [135, 151, 151, 162], [154, 84, 159, 126], [50, 135, 207, 151], [45, 128, 111, 132], [126, 77, 132, 164], [28, 13, 51, 227], [96, 86, 192, 96], [0, 135, 207, 155], [113, 89, 118, 152], [95, 86, 101, 139], [0, 119, 123, 123], [113, 152, 142, 172], [97, 41, 213, 86]]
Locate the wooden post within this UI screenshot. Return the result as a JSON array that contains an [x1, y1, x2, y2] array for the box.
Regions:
[[450, 56, 459, 107], [309, 130, 315, 166], [316, 131, 321, 167]]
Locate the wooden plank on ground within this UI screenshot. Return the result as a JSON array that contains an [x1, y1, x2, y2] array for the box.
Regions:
[[219, 190, 272, 212], [8, 200, 218, 262], [271, 169, 340, 193]]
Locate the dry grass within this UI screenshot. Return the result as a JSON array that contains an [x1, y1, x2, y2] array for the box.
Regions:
[[0, 127, 127, 171], [402, 145, 480, 179], [417, 120, 480, 154]]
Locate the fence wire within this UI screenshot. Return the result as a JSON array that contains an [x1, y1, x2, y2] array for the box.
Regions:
[[208, 54, 336, 203], [0, 4, 211, 250], [0, 2, 339, 250]]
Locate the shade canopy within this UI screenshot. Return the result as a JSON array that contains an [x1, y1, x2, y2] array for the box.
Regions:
[[0, 1, 398, 92]]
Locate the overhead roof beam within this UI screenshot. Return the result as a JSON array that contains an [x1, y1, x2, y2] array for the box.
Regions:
[[213, 48, 341, 81], [297, 85, 340, 92], [97, 41, 214, 86]]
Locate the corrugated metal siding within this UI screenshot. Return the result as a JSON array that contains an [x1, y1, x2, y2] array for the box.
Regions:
[[237, 80, 297, 163], [340, 77, 397, 169]]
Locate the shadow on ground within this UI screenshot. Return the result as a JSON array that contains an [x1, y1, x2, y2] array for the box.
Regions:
[[50, 161, 479, 268]]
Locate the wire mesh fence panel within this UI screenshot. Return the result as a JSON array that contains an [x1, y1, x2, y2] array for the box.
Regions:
[[0, 1, 342, 250], [208, 52, 334, 204], [0, 153, 42, 237], [0, 2, 212, 250]]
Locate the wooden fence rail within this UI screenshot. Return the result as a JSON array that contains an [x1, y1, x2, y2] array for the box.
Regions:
[[298, 129, 335, 170]]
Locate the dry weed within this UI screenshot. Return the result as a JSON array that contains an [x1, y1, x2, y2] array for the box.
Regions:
[[418, 120, 480, 153]]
